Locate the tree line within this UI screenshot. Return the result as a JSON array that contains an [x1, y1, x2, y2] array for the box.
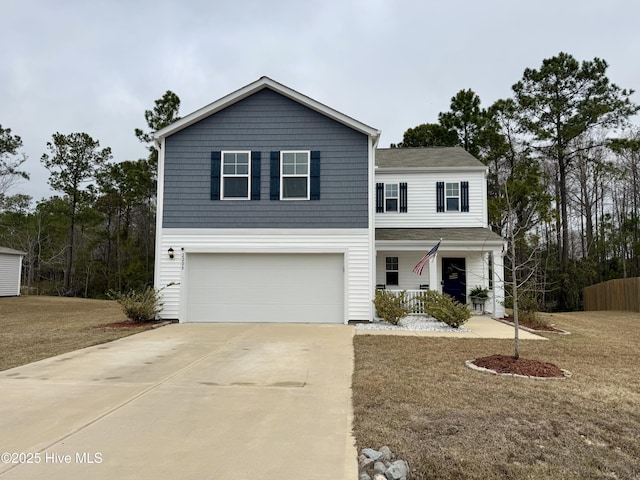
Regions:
[[2, 52, 639, 311], [0, 92, 180, 297], [393, 52, 640, 311]]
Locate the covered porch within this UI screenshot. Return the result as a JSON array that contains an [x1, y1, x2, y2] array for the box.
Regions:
[[375, 228, 506, 319]]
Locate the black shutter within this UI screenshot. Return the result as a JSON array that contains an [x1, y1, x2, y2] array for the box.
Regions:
[[270, 151, 280, 200], [461, 181, 469, 212], [310, 151, 320, 200], [210, 151, 221, 200], [436, 181, 444, 212], [376, 183, 384, 213], [251, 151, 261, 201], [400, 182, 408, 213]]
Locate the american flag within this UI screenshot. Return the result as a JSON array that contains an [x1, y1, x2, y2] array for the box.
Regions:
[[412, 241, 441, 275]]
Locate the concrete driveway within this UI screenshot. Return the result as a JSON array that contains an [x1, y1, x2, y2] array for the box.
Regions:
[[0, 324, 356, 479]]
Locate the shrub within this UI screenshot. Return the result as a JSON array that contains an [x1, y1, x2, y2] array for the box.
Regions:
[[109, 286, 165, 322], [373, 289, 411, 325], [419, 290, 471, 328], [503, 292, 547, 326]]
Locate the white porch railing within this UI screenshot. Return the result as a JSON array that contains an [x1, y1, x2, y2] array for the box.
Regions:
[[388, 289, 428, 314]]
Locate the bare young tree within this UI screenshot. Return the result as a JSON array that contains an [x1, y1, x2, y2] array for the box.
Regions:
[[0, 125, 29, 207]]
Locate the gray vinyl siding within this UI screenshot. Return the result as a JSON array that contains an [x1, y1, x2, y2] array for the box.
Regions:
[[162, 88, 369, 228]]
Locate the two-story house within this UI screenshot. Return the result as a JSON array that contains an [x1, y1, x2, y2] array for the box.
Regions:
[[153, 77, 505, 323], [374, 148, 505, 318]]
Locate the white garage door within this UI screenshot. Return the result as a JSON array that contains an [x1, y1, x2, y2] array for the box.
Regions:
[[185, 253, 344, 323]]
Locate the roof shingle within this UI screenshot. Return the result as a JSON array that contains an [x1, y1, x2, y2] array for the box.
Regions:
[[375, 147, 485, 168]]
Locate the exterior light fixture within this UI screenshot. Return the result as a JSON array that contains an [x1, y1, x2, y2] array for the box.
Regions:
[[168, 247, 175, 259]]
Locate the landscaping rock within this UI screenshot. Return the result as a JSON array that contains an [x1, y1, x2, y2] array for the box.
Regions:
[[359, 446, 409, 480], [374, 461, 386, 474], [362, 448, 384, 461], [385, 460, 408, 480], [379, 445, 394, 461], [360, 456, 375, 469]]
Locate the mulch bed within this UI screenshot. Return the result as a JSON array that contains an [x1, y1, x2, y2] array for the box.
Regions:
[[472, 354, 566, 378], [501, 315, 567, 333]]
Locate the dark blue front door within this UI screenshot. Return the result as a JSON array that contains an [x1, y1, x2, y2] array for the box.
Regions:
[[442, 257, 466, 304]]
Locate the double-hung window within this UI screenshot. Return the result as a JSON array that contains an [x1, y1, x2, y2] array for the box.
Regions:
[[436, 181, 469, 212], [386, 257, 399, 286], [445, 182, 460, 211], [281, 151, 310, 200], [385, 183, 399, 212], [222, 151, 250, 199]]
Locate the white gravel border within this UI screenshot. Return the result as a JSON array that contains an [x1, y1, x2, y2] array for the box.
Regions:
[[355, 315, 470, 333]]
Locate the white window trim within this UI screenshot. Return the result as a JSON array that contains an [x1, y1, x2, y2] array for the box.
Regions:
[[384, 183, 399, 212], [221, 151, 251, 200], [385, 256, 399, 285], [445, 181, 460, 212], [280, 150, 310, 201]]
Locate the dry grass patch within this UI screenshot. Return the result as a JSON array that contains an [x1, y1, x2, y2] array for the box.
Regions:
[[0, 296, 157, 371], [353, 311, 640, 480]]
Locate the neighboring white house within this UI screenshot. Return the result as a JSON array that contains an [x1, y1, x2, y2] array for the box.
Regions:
[[0, 247, 26, 297], [153, 77, 505, 323]]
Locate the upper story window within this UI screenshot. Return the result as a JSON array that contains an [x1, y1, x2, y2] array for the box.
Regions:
[[385, 183, 398, 212], [222, 151, 251, 199], [445, 182, 459, 211], [281, 151, 310, 200], [436, 181, 469, 213], [376, 182, 407, 213]]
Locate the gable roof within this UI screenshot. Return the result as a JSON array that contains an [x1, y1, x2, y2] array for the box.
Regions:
[[375, 147, 486, 170], [154, 76, 381, 143], [0, 246, 26, 255]]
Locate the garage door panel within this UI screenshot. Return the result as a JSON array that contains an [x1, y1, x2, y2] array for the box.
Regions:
[[189, 303, 343, 323], [185, 253, 344, 323]]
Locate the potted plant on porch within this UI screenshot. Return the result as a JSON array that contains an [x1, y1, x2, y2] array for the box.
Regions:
[[469, 286, 489, 312]]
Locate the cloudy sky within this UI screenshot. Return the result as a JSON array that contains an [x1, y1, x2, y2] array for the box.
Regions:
[[1, 0, 639, 202]]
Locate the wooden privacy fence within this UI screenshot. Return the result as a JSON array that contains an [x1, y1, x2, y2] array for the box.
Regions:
[[583, 277, 640, 312]]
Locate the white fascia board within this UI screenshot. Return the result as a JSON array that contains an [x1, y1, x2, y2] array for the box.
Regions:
[[375, 166, 488, 174], [0, 247, 27, 255], [153, 76, 380, 143]]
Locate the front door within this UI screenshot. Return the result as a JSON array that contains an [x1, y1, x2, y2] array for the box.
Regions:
[[442, 257, 466, 304]]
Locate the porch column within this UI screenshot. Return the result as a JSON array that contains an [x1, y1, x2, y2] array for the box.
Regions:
[[491, 248, 505, 318], [428, 257, 438, 293]]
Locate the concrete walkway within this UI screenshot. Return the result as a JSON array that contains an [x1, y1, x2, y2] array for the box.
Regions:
[[356, 315, 546, 339], [0, 324, 356, 479]]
